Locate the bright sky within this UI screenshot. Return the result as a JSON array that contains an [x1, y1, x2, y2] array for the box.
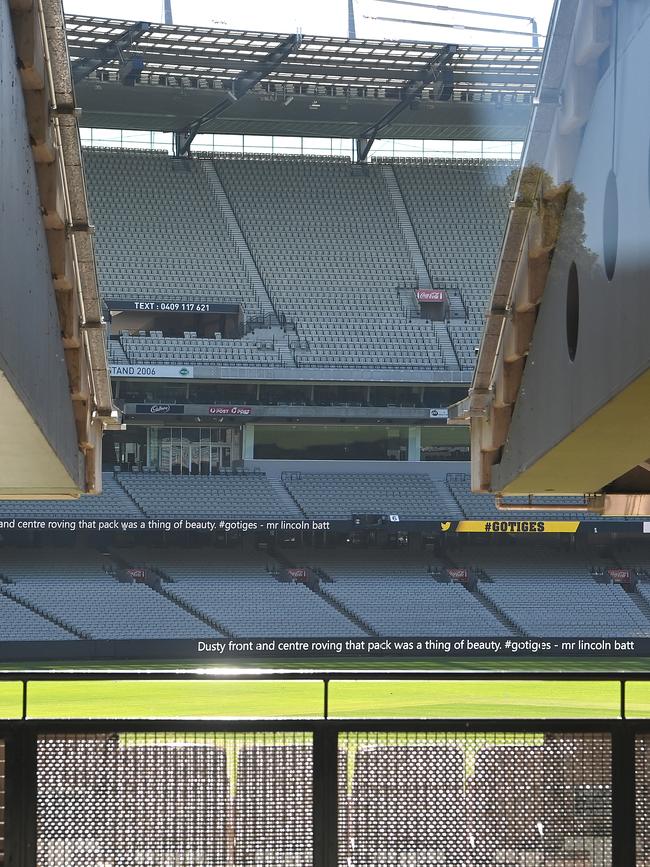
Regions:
[[63, 0, 555, 48]]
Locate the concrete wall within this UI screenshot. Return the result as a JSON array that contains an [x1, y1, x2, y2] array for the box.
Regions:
[[0, 0, 80, 488]]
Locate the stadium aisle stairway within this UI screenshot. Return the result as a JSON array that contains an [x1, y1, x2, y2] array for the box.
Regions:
[[474, 544, 650, 637], [130, 549, 366, 638], [283, 472, 462, 521], [0, 469, 634, 524], [310, 549, 513, 637], [0, 549, 218, 639]]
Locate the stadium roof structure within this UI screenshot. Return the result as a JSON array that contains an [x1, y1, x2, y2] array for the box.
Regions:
[[65, 15, 543, 143]]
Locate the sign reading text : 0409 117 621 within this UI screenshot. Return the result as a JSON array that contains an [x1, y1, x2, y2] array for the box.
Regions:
[[109, 365, 194, 379]]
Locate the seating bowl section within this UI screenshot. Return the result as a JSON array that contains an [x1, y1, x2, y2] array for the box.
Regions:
[[85, 149, 517, 372], [0, 471, 633, 523], [1, 545, 648, 641]]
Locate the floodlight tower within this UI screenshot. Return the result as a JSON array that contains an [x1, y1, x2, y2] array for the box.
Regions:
[[348, 0, 357, 38]]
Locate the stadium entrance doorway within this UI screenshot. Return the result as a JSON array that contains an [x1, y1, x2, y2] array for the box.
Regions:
[[103, 426, 240, 473]]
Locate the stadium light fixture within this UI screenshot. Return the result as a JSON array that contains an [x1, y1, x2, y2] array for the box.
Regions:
[[71, 21, 150, 84], [174, 32, 302, 155], [356, 42, 456, 161]]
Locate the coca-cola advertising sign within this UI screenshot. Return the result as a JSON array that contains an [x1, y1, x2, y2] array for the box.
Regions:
[[287, 568, 309, 579], [447, 568, 469, 581], [608, 568, 631, 583], [416, 289, 446, 303], [208, 406, 252, 416]]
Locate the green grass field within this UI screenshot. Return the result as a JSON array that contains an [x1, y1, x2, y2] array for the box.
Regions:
[[1, 656, 648, 721], [1, 674, 644, 720]]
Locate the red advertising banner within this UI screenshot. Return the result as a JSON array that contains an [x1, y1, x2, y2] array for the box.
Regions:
[[287, 568, 309, 579], [416, 289, 446, 303], [608, 568, 631, 583], [447, 568, 469, 581], [208, 406, 252, 416], [126, 568, 147, 580]]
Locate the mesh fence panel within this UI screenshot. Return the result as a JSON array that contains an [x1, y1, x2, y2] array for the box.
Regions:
[[0, 741, 4, 865], [36, 731, 313, 867], [636, 734, 650, 866], [338, 731, 612, 866]]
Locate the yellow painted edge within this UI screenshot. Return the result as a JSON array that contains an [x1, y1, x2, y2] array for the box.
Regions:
[[498, 367, 650, 494]]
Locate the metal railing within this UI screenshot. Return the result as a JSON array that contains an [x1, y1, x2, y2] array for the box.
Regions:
[[0, 670, 646, 866]]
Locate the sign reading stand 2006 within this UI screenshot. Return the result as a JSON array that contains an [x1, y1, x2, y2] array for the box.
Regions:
[[110, 365, 194, 379]]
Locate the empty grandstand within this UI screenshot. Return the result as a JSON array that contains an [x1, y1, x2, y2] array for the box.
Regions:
[[2, 2, 650, 867], [62, 19, 536, 520], [311, 549, 510, 636], [0, 469, 625, 523], [85, 151, 254, 308], [117, 471, 285, 520], [132, 548, 365, 638], [282, 472, 461, 520], [390, 158, 515, 321], [91, 150, 514, 374], [475, 545, 650, 638], [1, 538, 649, 645], [0, 549, 214, 639]]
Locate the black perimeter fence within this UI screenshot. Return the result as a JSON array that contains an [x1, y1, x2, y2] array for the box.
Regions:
[[1, 670, 650, 866]]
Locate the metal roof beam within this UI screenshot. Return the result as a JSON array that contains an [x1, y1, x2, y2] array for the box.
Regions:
[[71, 21, 150, 84], [355, 43, 456, 162], [175, 32, 301, 156]]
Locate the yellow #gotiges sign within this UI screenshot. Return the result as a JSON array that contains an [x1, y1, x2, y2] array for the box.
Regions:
[[441, 520, 581, 533]]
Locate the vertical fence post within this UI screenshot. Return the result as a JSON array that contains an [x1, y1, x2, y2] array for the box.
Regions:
[[313, 724, 338, 867], [612, 720, 636, 867], [4, 727, 37, 867]]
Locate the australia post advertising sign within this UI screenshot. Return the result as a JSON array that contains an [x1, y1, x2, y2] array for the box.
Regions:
[[208, 406, 253, 416]]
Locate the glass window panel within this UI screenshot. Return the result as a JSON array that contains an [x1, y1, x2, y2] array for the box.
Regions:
[[244, 135, 273, 153], [423, 139, 453, 156], [392, 139, 423, 157], [121, 129, 152, 148], [330, 138, 351, 156], [301, 137, 333, 154], [152, 131, 173, 152], [482, 140, 512, 158], [453, 140, 482, 157], [511, 141, 524, 159], [193, 133, 215, 150], [253, 425, 408, 460], [272, 136, 302, 153], [91, 128, 122, 147], [371, 139, 393, 158], [212, 134, 243, 152]]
